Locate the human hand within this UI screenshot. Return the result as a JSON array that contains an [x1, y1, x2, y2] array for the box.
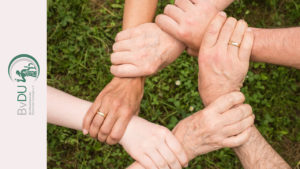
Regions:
[[82, 77, 144, 145], [198, 12, 254, 106], [155, 0, 219, 56], [110, 23, 185, 77], [120, 116, 189, 169], [173, 92, 254, 160]]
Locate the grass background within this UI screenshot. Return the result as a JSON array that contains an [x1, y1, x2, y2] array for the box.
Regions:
[[47, 0, 300, 168]]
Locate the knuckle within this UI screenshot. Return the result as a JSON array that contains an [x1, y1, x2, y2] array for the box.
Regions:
[[112, 100, 121, 108], [89, 132, 97, 138], [106, 139, 115, 145], [177, 28, 189, 39], [244, 104, 253, 114], [91, 121, 100, 129], [226, 94, 236, 105], [120, 106, 132, 115], [159, 126, 169, 136], [236, 106, 244, 115], [145, 63, 155, 75], [168, 157, 177, 166], [100, 127, 110, 136], [164, 4, 172, 14], [185, 17, 195, 26], [206, 122, 216, 132], [174, 0, 180, 6], [158, 161, 167, 168], [207, 25, 220, 35], [109, 132, 122, 141], [230, 92, 245, 103], [141, 141, 152, 150], [97, 135, 102, 141]]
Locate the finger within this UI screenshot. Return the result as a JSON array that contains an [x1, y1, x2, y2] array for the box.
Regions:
[[228, 19, 248, 57], [239, 28, 254, 62], [147, 149, 169, 169], [111, 52, 135, 65], [158, 144, 181, 169], [138, 154, 158, 169], [155, 15, 179, 40], [222, 114, 255, 137], [82, 93, 103, 134], [88, 113, 105, 138], [174, 0, 194, 12], [164, 4, 184, 23], [98, 112, 118, 142], [190, 0, 201, 4], [221, 104, 252, 125], [201, 11, 227, 48], [106, 116, 131, 145], [222, 126, 253, 147], [115, 28, 134, 42], [165, 133, 189, 167], [110, 64, 141, 78], [187, 48, 198, 57], [126, 162, 145, 169], [207, 92, 245, 114], [217, 17, 237, 47], [112, 39, 132, 52]]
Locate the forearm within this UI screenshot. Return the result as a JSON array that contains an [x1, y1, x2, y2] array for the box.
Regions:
[[123, 0, 158, 29], [200, 93, 290, 168], [234, 127, 290, 169], [251, 27, 300, 69], [113, 0, 159, 86], [47, 86, 91, 130]]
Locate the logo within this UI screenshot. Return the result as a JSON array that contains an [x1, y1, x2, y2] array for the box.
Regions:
[[8, 54, 40, 83], [8, 54, 40, 116]]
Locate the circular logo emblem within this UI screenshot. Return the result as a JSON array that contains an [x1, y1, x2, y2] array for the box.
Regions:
[[8, 54, 40, 82]]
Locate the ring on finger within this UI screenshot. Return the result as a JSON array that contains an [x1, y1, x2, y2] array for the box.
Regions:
[[228, 41, 240, 47], [97, 111, 106, 118]]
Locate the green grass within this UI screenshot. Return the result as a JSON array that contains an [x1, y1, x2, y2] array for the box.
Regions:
[[47, 0, 300, 168]]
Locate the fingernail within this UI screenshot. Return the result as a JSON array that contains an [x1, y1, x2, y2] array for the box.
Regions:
[[247, 28, 252, 32], [83, 129, 88, 135], [219, 11, 226, 17]]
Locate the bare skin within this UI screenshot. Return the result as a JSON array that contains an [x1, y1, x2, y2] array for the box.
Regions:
[[48, 87, 254, 169], [156, 0, 300, 68], [128, 92, 254, 169], [48, 86, 188, 169], [197, 13, 291, 169], [82, 0, 159, 145], [251, 27, 300, 69]]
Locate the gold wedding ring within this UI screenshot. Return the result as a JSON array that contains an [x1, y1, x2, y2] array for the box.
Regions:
[[97, 111, 106, 118], [228, 41, 240, 48]]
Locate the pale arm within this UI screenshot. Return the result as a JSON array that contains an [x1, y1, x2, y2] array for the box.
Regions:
[[251, 27, 300, 69], [47, 86, 91, 130], [123, 0, 158, 29]]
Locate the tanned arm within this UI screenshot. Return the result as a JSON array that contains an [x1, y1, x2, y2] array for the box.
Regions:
[[251, 27, 300, 69]]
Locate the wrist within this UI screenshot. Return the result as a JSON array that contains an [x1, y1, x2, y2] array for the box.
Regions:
[[113, 77, 145, 86], [233, 126, 266, 164], [199, 83, 240, 106]]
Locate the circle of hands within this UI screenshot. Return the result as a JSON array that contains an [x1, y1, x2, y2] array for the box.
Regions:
[[82, 0, 255, 168]]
